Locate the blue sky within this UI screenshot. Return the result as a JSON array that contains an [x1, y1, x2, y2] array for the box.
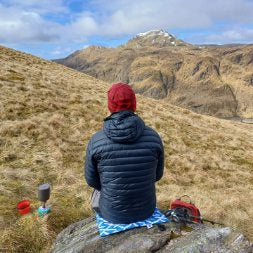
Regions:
[[0, 0, 253, 59]]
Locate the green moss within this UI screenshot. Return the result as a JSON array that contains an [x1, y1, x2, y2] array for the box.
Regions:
[[6, 181, 28, 196], [1, 215, 55, 253], [0, 195, 18, 222], [47, 194, 91, 233]]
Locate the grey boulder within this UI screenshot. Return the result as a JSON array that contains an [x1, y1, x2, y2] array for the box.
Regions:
[[51, 216, 252, 253]]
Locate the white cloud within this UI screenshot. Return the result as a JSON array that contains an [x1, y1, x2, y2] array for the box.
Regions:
[[51, 45, 77, 56], [51, 49, 62, 56], [203, 28, 253, 44], [82, 0, 253, 36], [0, 0, 67, 14], [66, 13, 99, 39], [1, 0, 253, 44], [0, 5, 61, 43]]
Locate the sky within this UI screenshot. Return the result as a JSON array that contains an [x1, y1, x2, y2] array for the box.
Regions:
[[0, 0, 253, 59]]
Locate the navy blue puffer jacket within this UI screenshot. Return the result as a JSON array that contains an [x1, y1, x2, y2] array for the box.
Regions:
[[84, 110, 164, 223]]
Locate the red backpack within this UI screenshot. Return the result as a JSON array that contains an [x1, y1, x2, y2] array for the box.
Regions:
[[170, 195, 202, 223]]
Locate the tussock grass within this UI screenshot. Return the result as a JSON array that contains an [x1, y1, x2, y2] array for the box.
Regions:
[[0, 45, 253, 252]]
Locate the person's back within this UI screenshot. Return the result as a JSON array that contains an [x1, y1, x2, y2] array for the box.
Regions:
[[85, 83, 164, 224]]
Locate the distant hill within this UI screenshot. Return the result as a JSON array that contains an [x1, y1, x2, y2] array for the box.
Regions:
[[1, 45, 253, 252], [55, 30, 253, 118]]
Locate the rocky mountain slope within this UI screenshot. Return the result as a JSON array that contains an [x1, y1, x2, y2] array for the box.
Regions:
[[55, 30, 253, 118], [0, 45, 253, 252]]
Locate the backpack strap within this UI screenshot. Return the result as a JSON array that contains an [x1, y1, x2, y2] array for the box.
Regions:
[[178, 195, 192, 204]]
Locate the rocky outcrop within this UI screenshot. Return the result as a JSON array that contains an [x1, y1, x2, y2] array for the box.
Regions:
[[241, 118, 253, 124], [51, 217, 252, 253], [54, 31, 253, 118]]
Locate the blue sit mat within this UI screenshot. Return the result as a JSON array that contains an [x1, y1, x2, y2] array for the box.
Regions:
[[96, 208, 169, 237]]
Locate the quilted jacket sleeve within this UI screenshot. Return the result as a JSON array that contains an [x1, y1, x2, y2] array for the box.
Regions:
[[156, 134, 164, 182], [84, 137, 101, 191]]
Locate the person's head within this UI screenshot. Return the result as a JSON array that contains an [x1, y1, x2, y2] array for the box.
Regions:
[[107, 83, 136, 113]]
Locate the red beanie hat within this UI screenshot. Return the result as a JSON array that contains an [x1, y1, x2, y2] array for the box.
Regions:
[[108, 83, 136, 113]]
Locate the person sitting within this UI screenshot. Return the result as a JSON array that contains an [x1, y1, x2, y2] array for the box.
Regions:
[[84, 83, 164, 224]]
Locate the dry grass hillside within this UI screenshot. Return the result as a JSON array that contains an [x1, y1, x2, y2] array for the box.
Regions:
[[0, 45, 253, 253], [56, 30, 253, 118]]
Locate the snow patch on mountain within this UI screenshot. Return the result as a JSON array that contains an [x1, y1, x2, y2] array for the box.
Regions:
[[137, 30, 173, 39]]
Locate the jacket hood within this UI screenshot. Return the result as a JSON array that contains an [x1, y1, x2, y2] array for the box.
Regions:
[[103, 110, 145, 143]]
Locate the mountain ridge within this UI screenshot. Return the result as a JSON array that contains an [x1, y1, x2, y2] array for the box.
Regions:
[[55, 30, 253, 118], [126, 30, 190, 48]]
